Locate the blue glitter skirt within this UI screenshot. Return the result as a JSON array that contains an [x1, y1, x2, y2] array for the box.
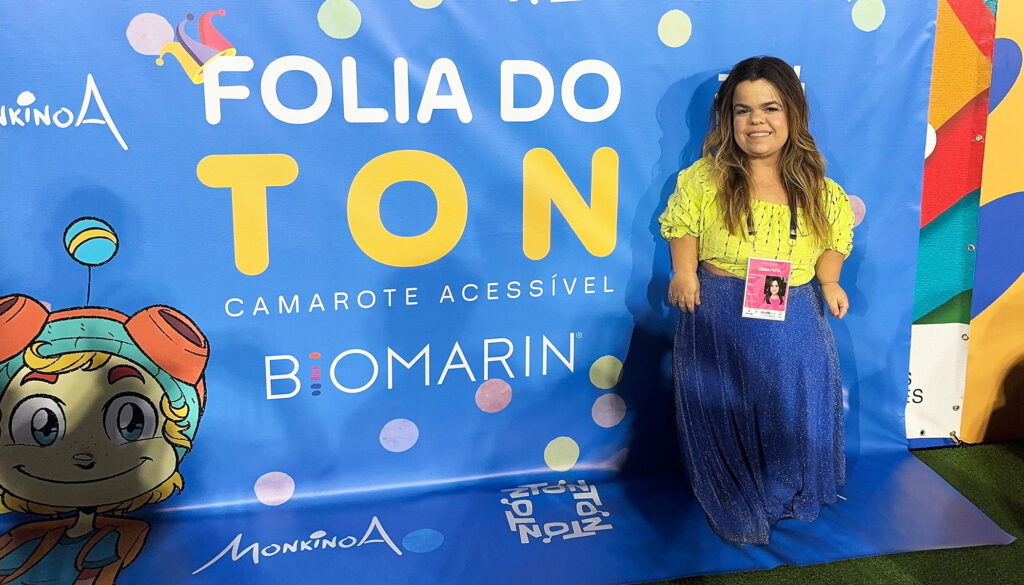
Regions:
[[673, 266, 845, 544]]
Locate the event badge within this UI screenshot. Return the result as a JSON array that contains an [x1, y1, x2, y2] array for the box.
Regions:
[[742, 257, 792, 321]]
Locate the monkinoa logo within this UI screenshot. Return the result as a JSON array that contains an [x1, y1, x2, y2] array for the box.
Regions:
[[193, 516, 401, 575], [0, 76, 128, 150]]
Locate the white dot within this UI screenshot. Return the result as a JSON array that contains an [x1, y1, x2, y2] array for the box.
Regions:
[[380, 418, 419, 452], [254, 472, 296, 506], [592, 394, 627, 428], [16, 91, 35, 107], [925, 124, 936, 158]]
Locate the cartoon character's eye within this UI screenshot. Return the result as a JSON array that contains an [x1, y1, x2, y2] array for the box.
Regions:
[[10, 395, 66, 447], [103, 394, 159, 445]]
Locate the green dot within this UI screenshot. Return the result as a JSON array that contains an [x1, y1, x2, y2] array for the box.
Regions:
[[544, 437, 580, 472], [852, 0, 885, 32], [658, 10, 692, 48], [318, 0, 362, 39], [589, 355, 623, 390], [410, 0, 443, 7]]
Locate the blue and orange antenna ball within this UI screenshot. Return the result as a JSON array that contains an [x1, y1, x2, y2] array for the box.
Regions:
[[64, 217, 118, 267]]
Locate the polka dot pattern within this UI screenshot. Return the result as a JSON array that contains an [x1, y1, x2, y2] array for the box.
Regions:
[[318, 0, 362, 39], [402, 528, 445, 552], [476, 379, 512, 413], [254, 472, 296, 506], [592, 394, 627, 428], [380, 418, 419, 452], [589, 356, 623, 390], [544, 437, 580, 472], [852, 0, 885, 32], [126, 13, 174, 56], [658, 10, 693, 48]]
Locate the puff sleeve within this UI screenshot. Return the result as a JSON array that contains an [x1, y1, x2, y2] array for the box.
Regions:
[[659, 161, 707, 240], [824, 178, 855, 256]]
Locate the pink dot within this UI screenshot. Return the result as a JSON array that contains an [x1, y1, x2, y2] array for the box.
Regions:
[[849, 195, 866, 227], [254, 472, 295, 506], [475, 379, 512, 413]]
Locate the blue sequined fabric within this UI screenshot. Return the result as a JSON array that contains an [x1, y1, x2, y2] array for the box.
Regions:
[[673, 267, 846, 544]]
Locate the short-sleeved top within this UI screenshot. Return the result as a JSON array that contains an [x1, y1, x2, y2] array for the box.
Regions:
[[658, 158, 855, 286]]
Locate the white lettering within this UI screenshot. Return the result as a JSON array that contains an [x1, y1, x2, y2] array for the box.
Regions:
[[261, 55, 332, 124], [417, 58, 472, 123], [330, 349, 380, 393], [203, 55, 255, 125], [266, 355, 301, 400], [501, 60, 555, 122]]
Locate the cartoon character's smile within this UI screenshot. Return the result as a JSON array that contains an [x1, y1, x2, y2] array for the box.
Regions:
[[13, 457, 151, 484]]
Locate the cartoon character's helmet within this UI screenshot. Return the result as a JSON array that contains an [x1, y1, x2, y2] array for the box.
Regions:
[[0, 295, 208, 460]]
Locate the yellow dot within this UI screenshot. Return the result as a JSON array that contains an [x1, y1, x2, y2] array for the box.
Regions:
[[589, 355, 623, 389], [317, 0, 361, 39], [852, 0, 885, 32], [410, 0, 443, 8], [658, 10, 692, 48], [544, 437, 580, 472]]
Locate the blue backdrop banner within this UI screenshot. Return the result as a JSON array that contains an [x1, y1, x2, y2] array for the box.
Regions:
[[0, 2, 1012, 584]]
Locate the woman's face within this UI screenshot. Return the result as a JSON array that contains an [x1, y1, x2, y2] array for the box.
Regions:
[[732, 79, 789, 164], [770, 280, 780, 294]]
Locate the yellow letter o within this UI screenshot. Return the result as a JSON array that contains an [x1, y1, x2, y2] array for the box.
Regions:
[[348, 150, 468, 267]]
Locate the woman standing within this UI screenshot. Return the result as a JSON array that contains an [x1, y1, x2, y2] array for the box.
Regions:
[[659, 56, 854, 544]]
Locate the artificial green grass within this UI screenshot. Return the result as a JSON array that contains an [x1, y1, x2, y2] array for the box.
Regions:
[[647, 442, 1022, 584]]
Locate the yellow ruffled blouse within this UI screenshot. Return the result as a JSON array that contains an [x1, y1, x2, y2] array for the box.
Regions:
[[659, 158, 855, 286]]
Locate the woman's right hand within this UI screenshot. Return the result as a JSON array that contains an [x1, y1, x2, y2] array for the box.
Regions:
[[668, 271, 701, 313]]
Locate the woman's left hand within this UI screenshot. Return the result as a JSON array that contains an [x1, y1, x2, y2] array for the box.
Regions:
[[820, 282, 849, 319]]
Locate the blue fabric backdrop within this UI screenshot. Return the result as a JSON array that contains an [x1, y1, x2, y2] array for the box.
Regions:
[[0, 2, 1011, 584]]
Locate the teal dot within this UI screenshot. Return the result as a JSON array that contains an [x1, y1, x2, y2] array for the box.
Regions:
[[402, 528, 444, 553]]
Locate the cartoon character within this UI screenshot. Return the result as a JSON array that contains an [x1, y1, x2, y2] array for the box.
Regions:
[[0, 219, 209, 585]]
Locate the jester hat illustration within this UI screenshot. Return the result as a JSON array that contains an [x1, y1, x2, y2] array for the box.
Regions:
[[156, 9, 237, 84]]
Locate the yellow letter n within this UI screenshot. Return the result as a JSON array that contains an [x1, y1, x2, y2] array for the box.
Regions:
[[522, 147, 618, 260]]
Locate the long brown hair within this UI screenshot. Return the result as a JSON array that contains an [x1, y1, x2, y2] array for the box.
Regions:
[[702, 56, 831, 243]]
